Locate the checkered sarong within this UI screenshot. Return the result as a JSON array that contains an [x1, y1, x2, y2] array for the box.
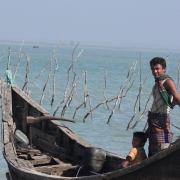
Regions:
[[147, 111, 173, 157]]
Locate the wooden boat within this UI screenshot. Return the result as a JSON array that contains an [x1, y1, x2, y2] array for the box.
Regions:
[[1, 81, 180, 180], [33, 45, 39, 48]]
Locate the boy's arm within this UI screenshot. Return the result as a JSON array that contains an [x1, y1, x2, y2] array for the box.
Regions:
[[114, 156, 131, 169], [114, 148, 137, 170], [164, 79, 180, 106]]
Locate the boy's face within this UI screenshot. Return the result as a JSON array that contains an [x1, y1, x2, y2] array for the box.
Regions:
[[151, 64, 166, 78], [132, 136, 144, 148]]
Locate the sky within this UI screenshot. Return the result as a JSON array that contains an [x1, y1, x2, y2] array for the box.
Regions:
[[1, 0, 180, 49]]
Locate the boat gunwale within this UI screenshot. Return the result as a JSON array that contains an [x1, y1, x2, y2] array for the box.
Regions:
[[2, 82, 180, 179], [4, 139, 180, 180]]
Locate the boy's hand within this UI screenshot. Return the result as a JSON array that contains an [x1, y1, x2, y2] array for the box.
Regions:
[[114, 163, 121, 170]]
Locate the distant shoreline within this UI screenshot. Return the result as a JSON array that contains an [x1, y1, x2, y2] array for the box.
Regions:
[[0, 40, 180, 53]]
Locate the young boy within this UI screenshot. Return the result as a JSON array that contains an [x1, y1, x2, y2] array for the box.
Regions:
[[115, 131, 147, 169]]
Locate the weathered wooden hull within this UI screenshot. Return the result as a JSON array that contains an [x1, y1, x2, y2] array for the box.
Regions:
[[1, 82, 180, 180]]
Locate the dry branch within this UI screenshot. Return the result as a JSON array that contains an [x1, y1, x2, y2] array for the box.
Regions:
[[22, 54, 30, 92], [50, 42, 61, 105], [7, 47, 11, 70], [53, 71, 70, 116], [118, 62, 138, 110], [61, 72, 84, 117], [82, 62, 139, 123], [13, 52, 24, 82], [88, 93, 93, 120], [130, 93, 152, 129], [39, 60, 52, 105], [107, 62, 137, 124], [84, 71, 88, 107], [0, 49, 5, 61], [70, 42, 83, 85], [83, 99, 107, 123], [171, 123, 180, 131], [13, 41, 24, 81], [27, 46, 59, 96], [61, 83, 77, 117], [73, 93, 89, 119], [51, 56, 59, 106], [83, 93, 127, 122], [27, 59, 51, 96], [103, 70, 110, 109], [139, 53, 142, 111], [126, 69, 150, 130], [177, 61, 180, 90], [165, 55, 169, 73], [53, 43, 83, 116]]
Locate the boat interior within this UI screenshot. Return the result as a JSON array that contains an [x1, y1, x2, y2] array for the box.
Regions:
[[2, 84, 125, 177]]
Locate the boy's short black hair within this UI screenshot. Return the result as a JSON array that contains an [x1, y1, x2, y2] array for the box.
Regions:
[[133, 131, 147, 143], [150, 57, 166, 69]]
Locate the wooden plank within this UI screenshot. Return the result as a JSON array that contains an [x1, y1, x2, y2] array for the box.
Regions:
[[12, 87, 49, 115], [31, 154, 49, 160], [29, 106, 41, 117], [72, 143, 86, 161], [53, 120, 92, 147], [12, 122, 16, 134], [10, 132, 17, 156], [4, 142, 16, 158], [29, 155, 51, 165], [3, 122, 10, 144], [1, 83, 13, 126], [16, 148, 41, 154], [14, 97, 29, 133], [16, 159, 34, 169], [18, 154, 29, 160], [35, 138, 67, 156], [34, 164, 77, 176], [31, 127, 56, 144]]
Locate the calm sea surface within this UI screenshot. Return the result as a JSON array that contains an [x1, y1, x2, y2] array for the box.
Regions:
[[0, 42, 180, 179]]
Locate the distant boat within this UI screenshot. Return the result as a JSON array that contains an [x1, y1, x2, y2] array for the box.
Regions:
[[33, 45, 39, 48]]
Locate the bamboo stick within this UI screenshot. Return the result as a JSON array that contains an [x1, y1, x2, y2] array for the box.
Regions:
[[0, 49, 5, 61], [22, 54, 30, 92], [53, 43, 83, 116], [130, 93, 152, 129], [84, 71, 87, 107], [51, 56, 58, 106], [139, 53, 142, 112], [13, 41, 24, 81], [177, 61, 180, 90], [39, 60, 52, 105], [61, 72, 84, 117], [7, 47, 11, 70], [28, 45, 58, 96], [73, 93, 89, 119], [118, 62, 138, 110], [107, 62, 137, 124]]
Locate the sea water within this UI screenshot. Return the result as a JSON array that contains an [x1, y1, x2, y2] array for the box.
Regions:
[[0, 42, 180, 179]]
